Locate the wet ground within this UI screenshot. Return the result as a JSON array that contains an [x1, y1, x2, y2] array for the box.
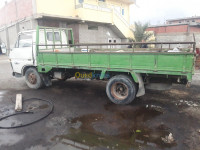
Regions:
[[0, 55, 200, 150]]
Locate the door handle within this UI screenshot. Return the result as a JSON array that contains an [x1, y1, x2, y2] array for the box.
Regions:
[[14, 62, 19, 65]]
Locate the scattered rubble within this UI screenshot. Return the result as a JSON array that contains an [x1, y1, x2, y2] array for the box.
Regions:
[[176, 100, 199, 107], [161, 133, 175, 144], [146, 105, 164, 112]]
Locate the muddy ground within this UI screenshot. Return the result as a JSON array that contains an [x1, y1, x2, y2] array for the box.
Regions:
[[0, 55, 200, 150]]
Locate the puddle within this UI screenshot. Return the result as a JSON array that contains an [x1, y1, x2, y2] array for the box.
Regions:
[[0, 91, 7, 95], [0, 131, 24, 146], [0, 118, 22, 128], [26, 102, 50, 112], [0, 91, 7, 102], [0, 96, 3, 102], [52, 104, 176, 149], [38, 104, 49, 109], [49, 143, 83, 150], [46, 116, 67, 129], [25, 145, 47, 150]]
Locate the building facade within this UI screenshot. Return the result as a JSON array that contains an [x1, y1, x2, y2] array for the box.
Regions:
[[0, 0, 135, 51], [166, 16, 200, 24], [147, 17, 200, 48], [147, 16, 200, 69]]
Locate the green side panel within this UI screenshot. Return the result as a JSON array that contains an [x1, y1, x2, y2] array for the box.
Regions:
[[73, 54, 89, 66], [185, 55, 194, 71], [110, 54, 130, 68], [157, 55, 184, 71], [131, 54, 155, 70], [91, 54, 109, 67], [37, 52, 194, 81], [41, 53, 57, 65], [57, 53, 73, 65], [38, 54, 43, 65], [38, 65, 53, 73]]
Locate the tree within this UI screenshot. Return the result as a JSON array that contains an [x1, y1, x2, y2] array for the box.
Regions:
[[132, 22, 153, 42]]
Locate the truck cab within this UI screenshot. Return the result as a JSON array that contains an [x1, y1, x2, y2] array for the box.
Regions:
[[9, 28, 73, 77], [9, 30, 36, 76]]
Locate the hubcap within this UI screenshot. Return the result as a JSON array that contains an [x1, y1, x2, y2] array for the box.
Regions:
[[111, 82, 128, 100], [28, 73, 37, 84]]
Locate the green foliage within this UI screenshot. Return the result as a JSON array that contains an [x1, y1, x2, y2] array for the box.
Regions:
[[132, 22, 153, 42]]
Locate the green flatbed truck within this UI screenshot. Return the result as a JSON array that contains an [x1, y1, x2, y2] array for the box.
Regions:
[[9, 26, 195, 104]]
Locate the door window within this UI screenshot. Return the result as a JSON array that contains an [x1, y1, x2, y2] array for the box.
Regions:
[[16, 34, 32, 48]]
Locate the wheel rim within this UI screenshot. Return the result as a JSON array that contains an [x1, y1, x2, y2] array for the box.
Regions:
[[28, 73, 37, 84], [111, 82, 129, 100]]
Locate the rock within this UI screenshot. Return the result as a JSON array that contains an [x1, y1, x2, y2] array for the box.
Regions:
[[193, 104, 198, 107], [161, 133, 174, 144]]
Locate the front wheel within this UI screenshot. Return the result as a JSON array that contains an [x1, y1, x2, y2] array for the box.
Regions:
[[106, 75, 136, 104], [25, 68, 44, 89]]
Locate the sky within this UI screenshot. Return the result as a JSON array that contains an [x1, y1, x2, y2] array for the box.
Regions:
[[0, 0, 11, 8], [130, 0, 200, 25], [0, 0, 200, 25]]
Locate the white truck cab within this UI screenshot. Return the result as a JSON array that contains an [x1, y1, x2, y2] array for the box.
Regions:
[[9, 29, 69, 77], [9, 30, 36, 77]]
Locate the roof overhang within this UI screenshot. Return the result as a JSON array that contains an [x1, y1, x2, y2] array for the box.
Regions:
[[114, 0, 136, 4], [34, 13, 82, 23], [166, 16, 200, 22]]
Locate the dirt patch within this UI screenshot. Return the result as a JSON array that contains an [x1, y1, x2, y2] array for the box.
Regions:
[[166, 89, 189, 97]]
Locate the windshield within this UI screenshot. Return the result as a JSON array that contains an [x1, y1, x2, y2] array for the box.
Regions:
[[17, 34, 32, 48]]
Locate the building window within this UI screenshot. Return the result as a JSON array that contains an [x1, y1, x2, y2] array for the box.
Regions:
[[88, 25, 98, 30], [98, 0, 105, 2], [79, 0, 84, 3], [192, 20, 195, 22], [179, 21, 181, 23], [122, 8, 125, 15]]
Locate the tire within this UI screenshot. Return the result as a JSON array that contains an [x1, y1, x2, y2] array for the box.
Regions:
[[106, 75, 136, 105], [25, 68, 43, 89]]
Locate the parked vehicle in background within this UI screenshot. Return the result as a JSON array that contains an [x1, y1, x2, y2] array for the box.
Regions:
[[9, 26, 195, 105], [0, 43, 7, 54]]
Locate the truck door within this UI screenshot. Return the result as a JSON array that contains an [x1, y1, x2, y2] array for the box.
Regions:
[[9, 33, 34, 74]]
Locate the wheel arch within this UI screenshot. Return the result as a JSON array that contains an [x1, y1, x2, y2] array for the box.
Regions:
[[105, 71, 145, 97], [132, 73, 145, 97], [22, 65, 36, 76]]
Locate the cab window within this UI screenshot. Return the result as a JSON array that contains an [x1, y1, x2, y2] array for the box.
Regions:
[[47, 32, 61, 41], [16, 34, 32, 48]]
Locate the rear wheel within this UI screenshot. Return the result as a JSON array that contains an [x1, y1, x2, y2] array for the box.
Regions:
[[25, 68, 43, 89], [106, 75, 136, 104]]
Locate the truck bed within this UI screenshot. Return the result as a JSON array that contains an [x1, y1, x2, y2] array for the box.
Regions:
[[36, 27, 195, 82], [37, 47, 194, 82]]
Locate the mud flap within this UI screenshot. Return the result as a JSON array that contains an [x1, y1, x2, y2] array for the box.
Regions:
[[40, 74, 52, 87], [135, 73, 145, 97]]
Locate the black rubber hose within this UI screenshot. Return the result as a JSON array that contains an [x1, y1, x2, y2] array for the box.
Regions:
[[0, 98, 54, 129]]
